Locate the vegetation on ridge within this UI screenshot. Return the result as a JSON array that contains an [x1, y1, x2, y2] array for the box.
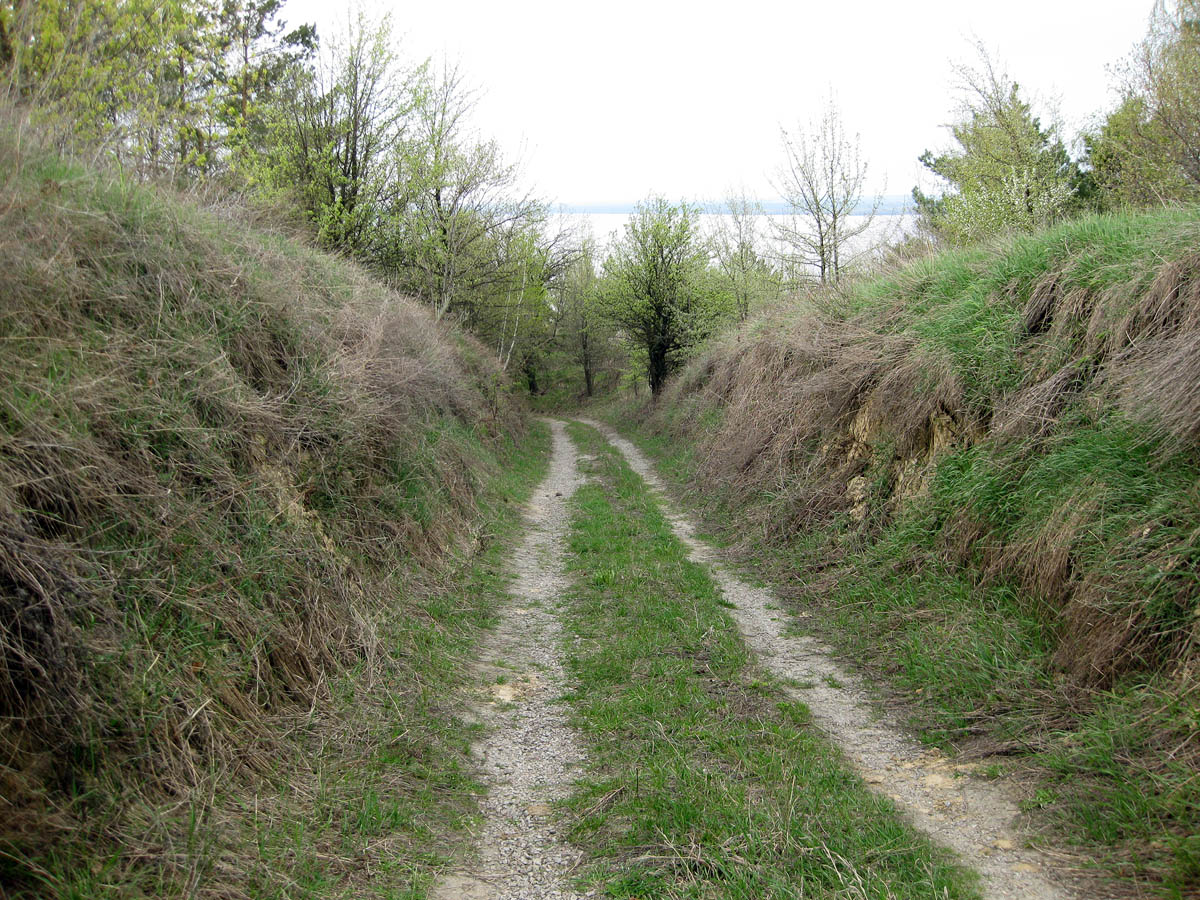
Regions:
[[5, 0, 1200, 897], [0, 131, 547, 897], [605, 205, 1200, 894]]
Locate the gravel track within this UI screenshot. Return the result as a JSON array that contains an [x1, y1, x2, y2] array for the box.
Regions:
[[431, 420, 594, 900], [581, 418, 1077, 900]]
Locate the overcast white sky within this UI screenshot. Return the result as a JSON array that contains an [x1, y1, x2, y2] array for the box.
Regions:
[[283, 0, 1155, 206]]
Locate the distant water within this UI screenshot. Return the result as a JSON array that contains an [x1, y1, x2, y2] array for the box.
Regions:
[[550, 212, 915, 258]]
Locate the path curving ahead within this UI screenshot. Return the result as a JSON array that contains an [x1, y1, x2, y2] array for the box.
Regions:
[[431, 420, 594, 900], [580, 418, 1076, 900]]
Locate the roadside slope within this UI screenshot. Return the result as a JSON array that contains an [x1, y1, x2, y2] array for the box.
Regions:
[[0, 138, 542, 898], [608, 208, 1200, 896]]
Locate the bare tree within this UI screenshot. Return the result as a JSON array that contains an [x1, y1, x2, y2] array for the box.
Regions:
[[710, 189, 779, 321], [771, 97, 880, 284]]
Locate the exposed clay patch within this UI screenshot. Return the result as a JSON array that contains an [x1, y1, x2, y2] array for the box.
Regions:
[[431, 420, 594, 900], [581, 418, 1078, 900], [488, 672, 541, 703]]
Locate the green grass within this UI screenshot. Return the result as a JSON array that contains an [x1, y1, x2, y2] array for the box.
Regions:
[[590, 206, 1200, 895], [608, 404, 1200, 894], [558, 421, 977, 900], [240, 421, 555, 900], [0, 135, 552, 899], [837, 209, 1200, 404]]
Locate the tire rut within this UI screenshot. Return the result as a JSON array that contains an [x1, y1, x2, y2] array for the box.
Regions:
[[581, 418, 1077, 900], [431, 420, 594, 900]]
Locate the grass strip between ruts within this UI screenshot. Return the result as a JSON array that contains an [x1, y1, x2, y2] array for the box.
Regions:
[[558, 421, 979, 900]]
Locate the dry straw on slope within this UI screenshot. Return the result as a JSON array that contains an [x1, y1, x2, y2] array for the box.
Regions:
[[0, 123, 523, 895], [650, 214, 1200, 688]]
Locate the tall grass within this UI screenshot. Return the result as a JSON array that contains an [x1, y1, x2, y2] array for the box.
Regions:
[[609, 208, 1200, 895], [0, 122, 539, 898]]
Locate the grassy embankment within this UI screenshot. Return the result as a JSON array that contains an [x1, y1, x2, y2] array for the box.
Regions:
[[558, 421, 977, 899], [0, 133, 549, 899], [601, 208, 1200, 896]]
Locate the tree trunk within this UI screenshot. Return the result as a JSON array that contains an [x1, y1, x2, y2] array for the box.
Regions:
[[523, 357, 539, 394], [0, 14, 13, 69], [648, 341, 668, 395], [580, 331, 594, 396]]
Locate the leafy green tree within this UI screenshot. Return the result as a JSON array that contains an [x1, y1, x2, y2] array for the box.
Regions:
[[1084, 96, 1185, 207], [1131, 0, 1200, 193], [253, 11, 416, 253], [600, 196, 714, 395], [4, 0, 223, 175], [215, 0, 316, 171], [554, 237, 621, 397], [473, 225, 565, 377], [385, 62, 542, 321], [2, 0, 313, 179], [0, 3, 13, 68], [135, 0, 225, 177], [4, 1, 555, 372], [915, 49, 1078, 244], [1087, 1, 1200, 207], [247, 22, 548, 340]]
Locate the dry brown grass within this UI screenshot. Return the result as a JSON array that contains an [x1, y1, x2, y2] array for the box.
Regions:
[[642, 212, 1200, 691], [620, 212, 1200, 891], [0, 121, 526, 896], [665, 301, 964, 547]]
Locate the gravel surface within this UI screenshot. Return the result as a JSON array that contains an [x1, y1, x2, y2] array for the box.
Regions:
[[431, 420, 595, 900], [582, 418, 1077, 900]]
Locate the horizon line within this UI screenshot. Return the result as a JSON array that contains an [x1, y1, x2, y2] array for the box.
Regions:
[[553, 196, 913, 216]]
